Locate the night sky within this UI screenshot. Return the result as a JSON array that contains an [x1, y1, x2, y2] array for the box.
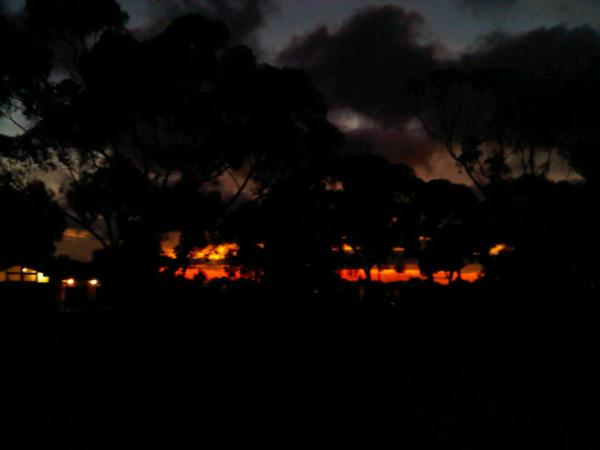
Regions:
[[112, 1, 600, 59], [5, 0, 600, 55]]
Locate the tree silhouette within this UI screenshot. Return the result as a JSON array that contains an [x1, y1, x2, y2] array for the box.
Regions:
[[411, 179, 484, 283], [0, 12, 50, 176], [7, 5, 340, 290], [224, 164, 342, 291], [408, 69, 488, 191], [329, 154, 421, 282], [408, 62, 600, 289], [408, 68, 565, 191], [25, 0, 127, 40], [483, 176, 592, 289], [554, 60, 600, 189], [0, 175, 65, 268]]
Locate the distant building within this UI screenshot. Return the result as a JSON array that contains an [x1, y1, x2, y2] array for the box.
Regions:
[[0, 264, 56, 310], [0, 265, 50, 284], [0, 265, 104, 310]]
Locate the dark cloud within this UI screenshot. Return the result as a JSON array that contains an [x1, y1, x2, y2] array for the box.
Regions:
[[278, 1, 600, 173], [450, 25, 600, 182], [0, 0, 24, 16], [277, 5, 443, 168], [456, 0, 520, 17], [458, 0, 600, 21], [342, 123, 439, 171], [127, 0, 277, 47], [462, 24, 600, 74], [0, 0, 14, 14], [278, 5, 441, 126]]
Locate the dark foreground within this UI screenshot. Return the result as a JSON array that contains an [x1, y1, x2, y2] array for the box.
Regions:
[[1, 282, 599, 448]]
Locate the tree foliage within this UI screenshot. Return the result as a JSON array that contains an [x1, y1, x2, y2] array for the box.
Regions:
[[0, 176, 66, 267], [5, 3, 340, 283]]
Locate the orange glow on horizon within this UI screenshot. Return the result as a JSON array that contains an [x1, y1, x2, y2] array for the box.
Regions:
[[161, 237, 484, 286], [161, 235, 239, 262], [489, 243, 513, 256], [174, 265, 239, 281], [338, 264, 482, 285], [190, 243, 239, 261], [171, 262, 483, 286]]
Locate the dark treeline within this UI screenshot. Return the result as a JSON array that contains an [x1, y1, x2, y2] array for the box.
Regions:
[[1, 1, 600, 448]]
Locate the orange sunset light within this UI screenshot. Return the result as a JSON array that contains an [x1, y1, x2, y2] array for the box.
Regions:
[[489, 243, 513, 256], [190, 243, 239, 261], [338, 264, 482, 285], [161, 239, 486, 286], [160, 232, 239, 261]]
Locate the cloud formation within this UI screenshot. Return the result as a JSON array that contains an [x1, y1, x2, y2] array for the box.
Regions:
[[462, 24, 600, 74], [278, 4, 600, 175], [278, 5, 444, 169], [457, 0, 600, 22], [456, 0, 520, 17], [330, 110, 439, 170], [278, 5, 441, 126], [0, 0, 25, 16], [126, 0, 277, 47]]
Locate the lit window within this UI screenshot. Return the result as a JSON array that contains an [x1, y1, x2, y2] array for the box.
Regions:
[[37, 273, 50, 284]]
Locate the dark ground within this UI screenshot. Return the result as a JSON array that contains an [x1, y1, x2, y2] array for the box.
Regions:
[[1, 282, 599, 448]]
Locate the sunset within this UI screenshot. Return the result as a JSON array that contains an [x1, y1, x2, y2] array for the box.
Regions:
[[160, 239, 485, 284], [1, 0, 600, 447]]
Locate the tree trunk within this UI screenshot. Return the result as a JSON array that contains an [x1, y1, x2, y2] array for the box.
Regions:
[[363, 266, 373, 283]]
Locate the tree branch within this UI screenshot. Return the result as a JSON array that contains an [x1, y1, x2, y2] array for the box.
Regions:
[[63, 211, 110, 248]]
